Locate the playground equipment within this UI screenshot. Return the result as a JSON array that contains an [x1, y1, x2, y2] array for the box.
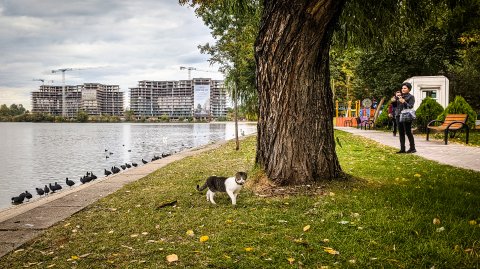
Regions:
[[335, 99, 376, 127]]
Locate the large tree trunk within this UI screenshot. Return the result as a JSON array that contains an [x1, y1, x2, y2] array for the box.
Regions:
[[255, 0, 345, 185]]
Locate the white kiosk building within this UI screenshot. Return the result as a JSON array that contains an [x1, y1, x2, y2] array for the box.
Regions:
[[404, 75, 449, 110]]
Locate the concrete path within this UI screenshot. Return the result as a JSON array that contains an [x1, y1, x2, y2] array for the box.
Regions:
[[336, 127, 480, 172], [0, 138, 239, 258]]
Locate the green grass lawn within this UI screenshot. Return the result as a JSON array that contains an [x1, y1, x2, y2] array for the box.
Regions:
[[1, 132, 479, 268]]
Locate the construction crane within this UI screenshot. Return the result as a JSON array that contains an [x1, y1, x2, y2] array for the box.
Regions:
[[180, 66, 217, 80], [32, 79, 54, 86]]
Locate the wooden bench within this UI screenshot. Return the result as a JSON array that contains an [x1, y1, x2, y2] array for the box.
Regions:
[[426, 114, 469, 145]]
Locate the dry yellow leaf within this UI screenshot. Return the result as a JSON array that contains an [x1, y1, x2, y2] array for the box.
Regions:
[[71, 255, 79, 260], [414, 173, 421, 177], [199, 235, 209, 243], [166, 254, 178, 263], [225, 219, 233, 224], [287, 257, 295, 264], [303, 225, 311, 232], [186, 230, 195, 237], [244, 247, 254, 252], [468, 220, 477, 225], [433, 218, 441, 225], [323, 247, 340, 255]]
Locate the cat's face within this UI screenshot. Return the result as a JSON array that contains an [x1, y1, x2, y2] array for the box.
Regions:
[[235, 172, 247, 185]]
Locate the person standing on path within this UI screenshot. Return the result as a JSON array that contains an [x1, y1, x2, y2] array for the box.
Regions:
[[395, 82, 416, 153], [389, 90, 401, 136]]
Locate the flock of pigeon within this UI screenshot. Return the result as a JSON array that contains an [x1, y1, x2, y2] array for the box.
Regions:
[[10, 150, 172, 205]]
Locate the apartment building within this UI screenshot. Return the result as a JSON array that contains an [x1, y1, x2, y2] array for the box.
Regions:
[[129, 78, 227, 119], [31, 83, 124, 117]]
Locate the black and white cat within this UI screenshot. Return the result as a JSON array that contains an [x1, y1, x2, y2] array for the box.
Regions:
[[196, 172, 247, 205]]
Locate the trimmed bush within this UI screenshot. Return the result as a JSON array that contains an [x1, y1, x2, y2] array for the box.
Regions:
[[438, 96, 476, 128], [375, 100, 393, 128], [415, 97, 444, 132]]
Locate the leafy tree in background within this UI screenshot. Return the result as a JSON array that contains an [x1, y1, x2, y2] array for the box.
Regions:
[[0, 104, 9, 117], [185, 0, 261, 118], [415, 97, 445, 132], [76, 110, 89, 122]]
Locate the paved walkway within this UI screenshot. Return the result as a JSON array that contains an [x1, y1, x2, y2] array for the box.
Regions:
[[336, 127, 480, 172], [0, 138, 240, 258]]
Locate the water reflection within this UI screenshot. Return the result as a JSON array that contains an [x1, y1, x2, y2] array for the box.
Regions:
[[0, 122, 256, 211]]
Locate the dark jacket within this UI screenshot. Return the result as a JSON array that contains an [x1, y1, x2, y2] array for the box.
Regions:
[[394, 93, 415, 118]]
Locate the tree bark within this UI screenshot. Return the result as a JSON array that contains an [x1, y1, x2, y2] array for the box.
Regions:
[[255, 0, 345, 185]]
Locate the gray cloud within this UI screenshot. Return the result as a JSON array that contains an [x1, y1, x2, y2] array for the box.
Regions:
[[0, 0, 223, 110]]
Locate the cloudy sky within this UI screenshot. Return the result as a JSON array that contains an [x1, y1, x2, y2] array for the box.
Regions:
[[0, 0, 224, 110]]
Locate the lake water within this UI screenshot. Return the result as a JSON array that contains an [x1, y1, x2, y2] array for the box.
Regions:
[[0, 122, 257, 211]]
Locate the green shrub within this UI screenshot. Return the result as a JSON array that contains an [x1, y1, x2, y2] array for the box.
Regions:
[[438, 96, 476, 128], [415, 97, 444, 132], [375, 100, 392, 128]]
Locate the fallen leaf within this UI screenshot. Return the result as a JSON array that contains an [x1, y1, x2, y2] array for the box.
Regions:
[[166, 254, 178, 263], [108, 230, 114, 234], [323, 239, 330, 243], [324, 247, 340, 255], [14, 249, 24, 253], [225, 219, 233, 224], [468, 220, 477, 225], [436, 227, 445, 232], [79, 253, 91, 258], [244, 247, 254, 252], [141, 232, 149, 236], [64, 223, 71, 227], [130, 234, 139, 238], [303, 225, 311, 232], [414, 173, 421, 177], [199, 235, 209, 243], [47, 264, 56, 268], [433, 218, 441, 225], [71, 255, 79, 260], [186, 230, 195, 237], [329, 192, 335, 196], [287, 257, 295, 264]]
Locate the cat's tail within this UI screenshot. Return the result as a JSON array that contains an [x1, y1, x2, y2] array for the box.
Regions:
[[196, 182, 208, 191]]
